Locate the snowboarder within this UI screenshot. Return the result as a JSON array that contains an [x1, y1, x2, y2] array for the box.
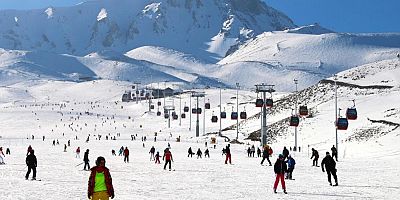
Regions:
[[261, 146, 272, 166], [321, 152, 338, 186], [25, 150, 37, 180], [273, 154, 287, 194], [149, 146, 156, 161], [188, 147, 194, 157], [225, 144, 232, 164], [204, 148, 210, 158], [123, 147, 129, 163], [286, 155, 296, 180], [163, 148, 173, 170], [88, 156, 115, 200], [155, 151, 161, 164], [310, 148, 319, 167], [0, 147, 5, 164], [331, 145, 338, 161], [282, 146, 289, 160], [196, 148, 203, 159], [83, 149, 90, 171], [76, 147, 81, 158]]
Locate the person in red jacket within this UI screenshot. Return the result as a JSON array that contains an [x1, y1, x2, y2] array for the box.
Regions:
[[123, 147, 129, 163], [163, 148, 173, 170], [225, 144, 231, 164], [88, 156, 114, 199]]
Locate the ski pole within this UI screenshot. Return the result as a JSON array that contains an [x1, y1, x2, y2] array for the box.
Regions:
[[75, 162, 84, 167]]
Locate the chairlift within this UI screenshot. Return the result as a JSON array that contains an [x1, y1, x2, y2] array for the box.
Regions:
[[336, 118, 348, 130], [299, 106, 308, 116], [265, 98, 273, 107], [205, 100, 210, 109], [290, 116, 300, 127], [346, 100, 357, 120], [255, 99, 264, 107]]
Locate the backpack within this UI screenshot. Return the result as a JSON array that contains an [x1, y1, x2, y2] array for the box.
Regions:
[[268, 148, 273, 155]]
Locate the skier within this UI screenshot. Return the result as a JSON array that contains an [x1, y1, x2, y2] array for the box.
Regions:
[[286, 155, 296, 180], [310, 148, 319, 167], [64, 144, 67, 152], [257, 147, 261, 157], [225, 144, 232, 164], [118, 146, 124, 156], [187, 147, 194, 157], [76, 147, 81, 158], [321, 152, 338, 186], [155, 151, 161, 164], [52, 140, 56, 146], [83, 149, 90, 171], [27, 145, 33, 156], [123, 147, 129, 163], [261, 146, 272, 166], [88, 156, 115, 199], [163, 148, 173, 170], [0, 147, 5, 164], [251, 145, 256, 157], [331, 145, 338, 161], [149, 146, 156, 161], [196, 148, 202, 159], [273, 154, 287, 194], [204, 148, 210, 158], [282, 147, 289, 160], [68, 140, 71, 146], [25, 150, 37, 180]]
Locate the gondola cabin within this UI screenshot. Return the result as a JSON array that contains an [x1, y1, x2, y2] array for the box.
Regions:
[[192, 108, 197, 114], [231, 112, 238, 120], [184, 106, 189, 112], [265, 99, 273, 107], [240, 112, 247, 119], [172, 114, 178, 120], [221, 112, 227, 119], [299, 106, 308, 116], [164, 113, 169, 119], [346, 108, 357, 120], [290, 116, 299, 127], [181, 113, 186, 119], [172, 112, 176, 116], [211, 116, 218, 123], [205, 103, 211, 109], [157, 111, 161, 116], [158, 102, 162, 106], [197, 108, 202, 114], [150, 105, 155, 109], [255, 99, 264, 107], [336, 118, 348, 130]]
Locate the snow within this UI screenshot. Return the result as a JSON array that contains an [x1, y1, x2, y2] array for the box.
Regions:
[[1, 57, 400, 198], [44, 7, 54, 19], [142, 2, 162, 19], [97, 8, 107, 21]]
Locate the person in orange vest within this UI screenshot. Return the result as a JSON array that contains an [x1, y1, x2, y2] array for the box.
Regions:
[[163, 148, 173, 170], [87, 156, 115, 199]]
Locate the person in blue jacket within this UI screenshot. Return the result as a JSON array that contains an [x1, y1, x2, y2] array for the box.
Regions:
[[285, 155, 296, 180]]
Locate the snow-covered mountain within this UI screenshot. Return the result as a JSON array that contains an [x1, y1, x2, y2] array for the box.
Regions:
[[0, 0, 294, 60]]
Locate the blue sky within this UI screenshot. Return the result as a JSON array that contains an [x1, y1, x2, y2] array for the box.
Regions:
[[0, 0, 398, 33]]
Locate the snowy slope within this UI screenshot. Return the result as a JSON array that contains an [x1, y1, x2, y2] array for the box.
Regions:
[[1, 58, 400, 199], [0, 0, 294, 60]]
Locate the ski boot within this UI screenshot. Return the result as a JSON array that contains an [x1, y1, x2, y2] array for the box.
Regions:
[[283, 190, 287, 194]]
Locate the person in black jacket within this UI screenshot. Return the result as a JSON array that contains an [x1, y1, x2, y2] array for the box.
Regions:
[[273, 154, 287, 194], [310, 148, 319, 167], [25, 150, 37, 180], [282, 147, 289, 160], [321, 152, 338, 186], [260, 146, 272, 166], [83, 149, 90, 171], [331, 145, 338, 161]]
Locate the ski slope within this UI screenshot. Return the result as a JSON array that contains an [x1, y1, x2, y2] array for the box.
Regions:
[[1, 57, 400, 199]]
